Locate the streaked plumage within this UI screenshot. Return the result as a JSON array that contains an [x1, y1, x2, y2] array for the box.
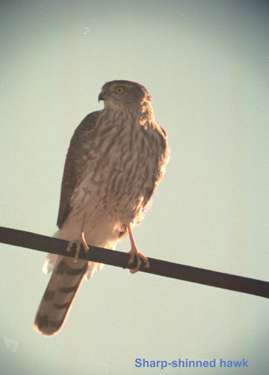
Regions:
[[34, 80, 169, 335]]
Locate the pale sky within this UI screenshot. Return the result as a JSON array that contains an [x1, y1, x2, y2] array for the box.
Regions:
[[0, 0, 269, 374]]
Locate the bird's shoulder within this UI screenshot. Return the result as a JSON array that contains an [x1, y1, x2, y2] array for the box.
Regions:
[[65, 110, 102, 168], [154, 121, 169, 157], [73, 110, 101, 135]]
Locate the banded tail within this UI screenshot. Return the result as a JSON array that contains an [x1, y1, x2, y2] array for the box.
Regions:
[[34, 256, 88, 336]]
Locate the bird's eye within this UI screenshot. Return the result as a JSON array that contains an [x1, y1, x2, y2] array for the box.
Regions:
[[115, 86, 124, 94]]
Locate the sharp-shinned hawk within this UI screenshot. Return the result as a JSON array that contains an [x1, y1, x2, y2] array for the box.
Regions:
[[34, 80, 170, 335]]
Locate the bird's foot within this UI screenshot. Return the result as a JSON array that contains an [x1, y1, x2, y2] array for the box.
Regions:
[[66, 232, 89, 263], [128, 247, 150, 273]]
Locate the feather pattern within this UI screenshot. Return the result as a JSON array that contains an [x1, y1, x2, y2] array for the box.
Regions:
[[34, 80, 169, 335]]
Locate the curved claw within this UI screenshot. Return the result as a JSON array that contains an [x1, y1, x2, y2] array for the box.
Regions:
[[66, 232, 89, 263], [128, 250, 150, 273]]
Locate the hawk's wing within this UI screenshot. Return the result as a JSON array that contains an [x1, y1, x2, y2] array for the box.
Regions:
[[57, 110, 101, 228], [34, 111, 102, 336]]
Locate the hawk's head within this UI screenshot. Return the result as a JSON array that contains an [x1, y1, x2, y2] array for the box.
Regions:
[[98, 80, 151, 110]]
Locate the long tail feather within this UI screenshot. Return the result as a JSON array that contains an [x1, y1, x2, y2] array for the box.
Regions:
[[34, 256, 88, 336]]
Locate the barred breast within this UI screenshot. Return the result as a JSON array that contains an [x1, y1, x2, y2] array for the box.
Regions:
[[69, 108, 169, 226]]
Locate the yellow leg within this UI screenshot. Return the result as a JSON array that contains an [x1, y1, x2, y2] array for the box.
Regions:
[[127, 224, 150, 273]]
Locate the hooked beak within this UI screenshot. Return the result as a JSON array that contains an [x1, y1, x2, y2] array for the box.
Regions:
[[98, 90, 106, 102]]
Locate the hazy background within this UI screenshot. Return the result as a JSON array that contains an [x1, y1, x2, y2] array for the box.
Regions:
[[0, 0, 268, 374]]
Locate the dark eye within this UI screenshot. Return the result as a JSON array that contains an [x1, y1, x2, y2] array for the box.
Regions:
[[115, 86, 124, 94]]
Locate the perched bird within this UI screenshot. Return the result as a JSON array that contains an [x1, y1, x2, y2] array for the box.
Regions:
[[34, 80, 170, 335]]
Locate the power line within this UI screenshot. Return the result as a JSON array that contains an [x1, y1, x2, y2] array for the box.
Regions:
[[0, 226, 268, 299]]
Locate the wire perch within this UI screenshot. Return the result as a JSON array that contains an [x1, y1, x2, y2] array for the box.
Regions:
[[0, 226, 268, 299]]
